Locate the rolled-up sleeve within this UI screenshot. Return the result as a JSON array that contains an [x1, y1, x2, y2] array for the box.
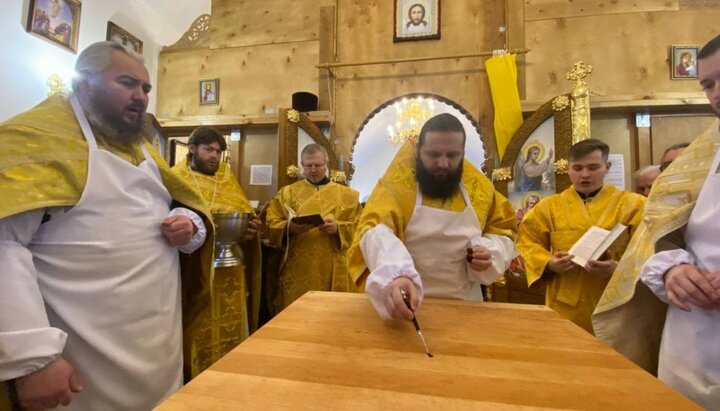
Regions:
[[640, 249, 695, 304], [0, 210, 68, 380], [360, 224, 424, 319], [168, 207, 207, 254], [467, 233, 516, 284]]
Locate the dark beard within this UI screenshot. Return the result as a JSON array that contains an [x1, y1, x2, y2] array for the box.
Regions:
[[191, 158, 219, 176], [84, 94, 146, 146], [415, 156, 463, 199]]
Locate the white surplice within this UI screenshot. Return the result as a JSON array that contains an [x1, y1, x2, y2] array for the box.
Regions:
[[641, 145, 720, 410]]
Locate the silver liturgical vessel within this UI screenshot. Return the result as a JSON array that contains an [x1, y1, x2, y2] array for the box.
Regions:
[[212, 212, 250, 268]]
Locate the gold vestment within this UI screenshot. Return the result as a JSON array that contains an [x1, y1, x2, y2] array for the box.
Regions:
[[266, 179, 362, 313], [171, 161, 262, 378], [592, 121, 720, 373], [517, 185, 645, 333], [347, 141, 516, 288]]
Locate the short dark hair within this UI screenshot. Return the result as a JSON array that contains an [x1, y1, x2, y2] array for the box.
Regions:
[[569, 138, 609, 162], [663, 142, 690, 155], [699, 34, 720, 60], [417, 113, 466, 148], [187, 127, 227, 159]]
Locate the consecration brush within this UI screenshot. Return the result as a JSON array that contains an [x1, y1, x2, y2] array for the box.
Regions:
[[400, 288, 433, 358]]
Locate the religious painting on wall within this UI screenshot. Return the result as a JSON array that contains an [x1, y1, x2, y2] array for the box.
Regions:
[[506, 118, 557, 220], [393, 0, 440, 42], [199, 79, 219, 105], [107, 22, 143, 54], [26, 0, 81, 53], [670, 45, 699, 80]]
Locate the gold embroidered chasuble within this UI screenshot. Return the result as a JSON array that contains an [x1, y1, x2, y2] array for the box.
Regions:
[[171, 161, 262, 378], [517, 185, 645, 333], [0, 95, 218, 384], [592, 121, 720, 373], [266, 179, 362, 313], [347, 141, 517, 288]]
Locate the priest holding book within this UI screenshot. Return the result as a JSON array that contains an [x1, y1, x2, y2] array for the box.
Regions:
[[265, 144, 362, 314], [517, 139, 645, 333]]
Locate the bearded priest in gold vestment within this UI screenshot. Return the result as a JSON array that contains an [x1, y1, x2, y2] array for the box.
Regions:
[[0, 42, 213, 410], [265, 144, 362, 314], [348, 113, 517, 321], [518, 139, 645, 333], [171, 127, 263, 379]]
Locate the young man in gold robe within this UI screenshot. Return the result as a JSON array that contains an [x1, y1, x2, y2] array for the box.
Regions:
[[517, 139, 645, 333], [348, 113, 516, 320], [171, 126, 262, 379], [265, 144, 362, 313], [0, 42, 213, 410]]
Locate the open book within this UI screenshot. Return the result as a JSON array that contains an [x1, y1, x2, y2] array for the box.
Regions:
[[568, 223, 627, 267], [292, 214, 325, 226]]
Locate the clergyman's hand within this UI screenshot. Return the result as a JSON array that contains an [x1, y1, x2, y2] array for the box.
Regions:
[[16, 357, 83, 410], [161, 215, 195, 246], [547, 251, 575, 273], [244, 216, 262, 241], [665, 264, 720, 311], [467, 246, 492, 271], [585, 259, 617, 277], [385, 277, 419, 321], [318, 218, 338, 235]]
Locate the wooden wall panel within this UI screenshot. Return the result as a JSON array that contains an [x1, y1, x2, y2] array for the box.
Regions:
[[590, 115, 634, 189], [650, 115, 717, 163], [210, 0, 334, 48], [523, 9, 720, 102], [333, 0, 506, 162], [156, 42, 320, 117], [525, 0, 678, 21]]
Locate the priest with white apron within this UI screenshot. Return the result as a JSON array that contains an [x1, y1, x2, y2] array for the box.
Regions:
[[0, 42, 211, 410], [347, 113, 516, 320]]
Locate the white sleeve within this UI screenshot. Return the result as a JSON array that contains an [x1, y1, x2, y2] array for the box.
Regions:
[[0, 210, 68, 380], [467, 233, 516, 284], [168, 207, 207, 254], [640, 249, 695, 304], [360, 224, 424, 319]]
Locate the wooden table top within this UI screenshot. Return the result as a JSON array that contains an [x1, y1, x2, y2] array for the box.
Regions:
[[156, 292, 698, 410]]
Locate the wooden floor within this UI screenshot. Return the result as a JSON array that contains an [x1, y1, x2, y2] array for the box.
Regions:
[[156, 291, 698, 410]]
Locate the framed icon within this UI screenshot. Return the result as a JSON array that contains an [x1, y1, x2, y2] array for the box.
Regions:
[[26, 0, 81, 53]]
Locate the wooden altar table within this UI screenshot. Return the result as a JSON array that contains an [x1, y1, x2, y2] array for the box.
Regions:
[[156, 291, 697, 410]]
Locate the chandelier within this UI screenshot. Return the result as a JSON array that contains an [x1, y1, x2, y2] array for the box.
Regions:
[[387, 96, 436, 145]]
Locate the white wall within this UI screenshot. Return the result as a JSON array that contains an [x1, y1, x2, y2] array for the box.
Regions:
[[0, 0, 210, 121]]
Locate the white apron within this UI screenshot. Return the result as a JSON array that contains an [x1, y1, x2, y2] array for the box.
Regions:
[[27, 97, 183, 410], [659, 145, 720, 410], [404, 184, 485, 300]]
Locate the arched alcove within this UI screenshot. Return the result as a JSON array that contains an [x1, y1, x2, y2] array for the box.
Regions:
[[348, 93, 487, 201]]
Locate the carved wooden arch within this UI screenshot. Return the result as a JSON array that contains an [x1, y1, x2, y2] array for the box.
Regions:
[[348, 93, 487, 182], [492, 94, 573, 196], [278, 108, 338, 189]]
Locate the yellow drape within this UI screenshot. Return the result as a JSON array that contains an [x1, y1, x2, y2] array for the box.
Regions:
[[485, 54, 523, 161]]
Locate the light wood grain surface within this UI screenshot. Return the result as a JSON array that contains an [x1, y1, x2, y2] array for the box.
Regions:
[[156, 291, 698, 410]]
